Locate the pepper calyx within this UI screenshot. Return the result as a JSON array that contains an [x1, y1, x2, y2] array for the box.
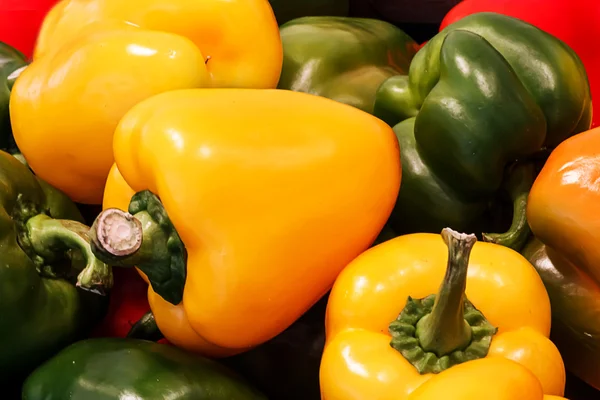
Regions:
[[90, 190, 187, 305], [389, 294, 497, 374], [388, 228, 497, 374]]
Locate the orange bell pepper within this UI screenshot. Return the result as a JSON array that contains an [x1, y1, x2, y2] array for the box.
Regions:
[[526, 126, 600, 389], [10, 0, 282, 204], [89, 88, 401, 357], [321, 228, 565, 399]]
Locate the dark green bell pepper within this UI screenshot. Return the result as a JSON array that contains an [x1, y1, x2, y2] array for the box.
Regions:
[[23, 338, 268, 400], [269, 0, 348, 25], [376, 13, 592, 248], [0, 42, 27, 157], [0, 149, 111, 382], [278, 17, 419, 116]]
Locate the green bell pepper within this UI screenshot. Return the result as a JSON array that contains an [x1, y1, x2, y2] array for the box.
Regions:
[[277, 17, 419, 116], [0, 150, 111, 382], [0, 41, 27, 157], [377, 12, 592, 248], [23, 338, 268, 400], [269, 0, 348, 25]]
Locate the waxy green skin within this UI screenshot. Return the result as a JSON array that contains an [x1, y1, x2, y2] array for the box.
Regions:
[[23, 338, 268, 400], [278, 16, 419, 115], [522, 238, 600, 390], [0, 42, 27, 156], [374, 13, 592, 237], [0, 150, 106, 382]]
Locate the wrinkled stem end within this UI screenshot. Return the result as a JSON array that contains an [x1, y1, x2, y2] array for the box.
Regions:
[[26, 214, 113, 295], [90, 191, 187, 306], [483, 162, 536, 251], [389, 228, 497, 374], [90, 208, 143, 265]]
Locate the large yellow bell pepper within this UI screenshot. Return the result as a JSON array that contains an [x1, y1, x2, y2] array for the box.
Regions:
[[10, 0, 282, 205], [321, 228, 566, 400], [89, 88, 401, 356]]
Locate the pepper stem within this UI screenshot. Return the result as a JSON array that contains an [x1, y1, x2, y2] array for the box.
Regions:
[[482, 162, 535, 251], [388, 228, 497, 374], [90, 190, 187, 305], [25, 214, 113, 295], [415, 229, 475, 356]]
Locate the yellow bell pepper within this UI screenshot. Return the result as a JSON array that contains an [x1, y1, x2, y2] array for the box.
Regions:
[[321, 228, 566, 400], [89, 88, 401, 356], [10, 0, 282, 205]]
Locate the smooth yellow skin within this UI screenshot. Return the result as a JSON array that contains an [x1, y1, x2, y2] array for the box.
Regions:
[[409, 357, 567, 400], [10, 0, 282, 204], [103, 88, 401, 355], [321, 233, 566, 400]]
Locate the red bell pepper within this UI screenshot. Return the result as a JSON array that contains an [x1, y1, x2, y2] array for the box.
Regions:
[[91, 268, 155, 339], [441, 0, 600, 128], [0, 0, 59, 59]]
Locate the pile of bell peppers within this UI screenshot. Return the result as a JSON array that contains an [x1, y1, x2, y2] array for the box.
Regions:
[[1, 0, 600, 399]]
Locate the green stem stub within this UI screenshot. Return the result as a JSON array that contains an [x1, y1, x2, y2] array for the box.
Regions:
[[23, 214, 113, 295], [389, 228, 497, 375], [482, 162, 536, 251], [90, 190, 187, 305]]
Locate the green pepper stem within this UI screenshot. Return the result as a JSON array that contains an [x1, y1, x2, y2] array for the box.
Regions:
[[482, 162, 535, 251], [389, 228, 497, 374], [415, 228, 476, 356], [90, 191, 187, 305], [26, 214, 113, 295]]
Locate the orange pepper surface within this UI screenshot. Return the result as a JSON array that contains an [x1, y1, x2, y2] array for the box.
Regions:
[[321, 228, 566, 400], [9, 0, 282, 204], [93, 88, 401, 357], [527, 126, 600, 282], [526, 126, 600, 389]]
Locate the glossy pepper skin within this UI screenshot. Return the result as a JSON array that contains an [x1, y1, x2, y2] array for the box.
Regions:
[[278, 17, 419, 116], [132, 295, 329, 400], [321, 228, 566, 399], [441, 0, 600, 129], [22, 338, 267, 400], [526, 126, 600, 390], [269, 0, 348, 25], [10, 0, 283, 205], [90, 88, 400, 357], [375, 13, 591, 248], [0, 42, 26, 157], [0, 149, 111, 382]]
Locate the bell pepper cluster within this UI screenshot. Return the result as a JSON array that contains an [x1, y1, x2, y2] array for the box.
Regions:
[[2, 0, 600, 399]]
